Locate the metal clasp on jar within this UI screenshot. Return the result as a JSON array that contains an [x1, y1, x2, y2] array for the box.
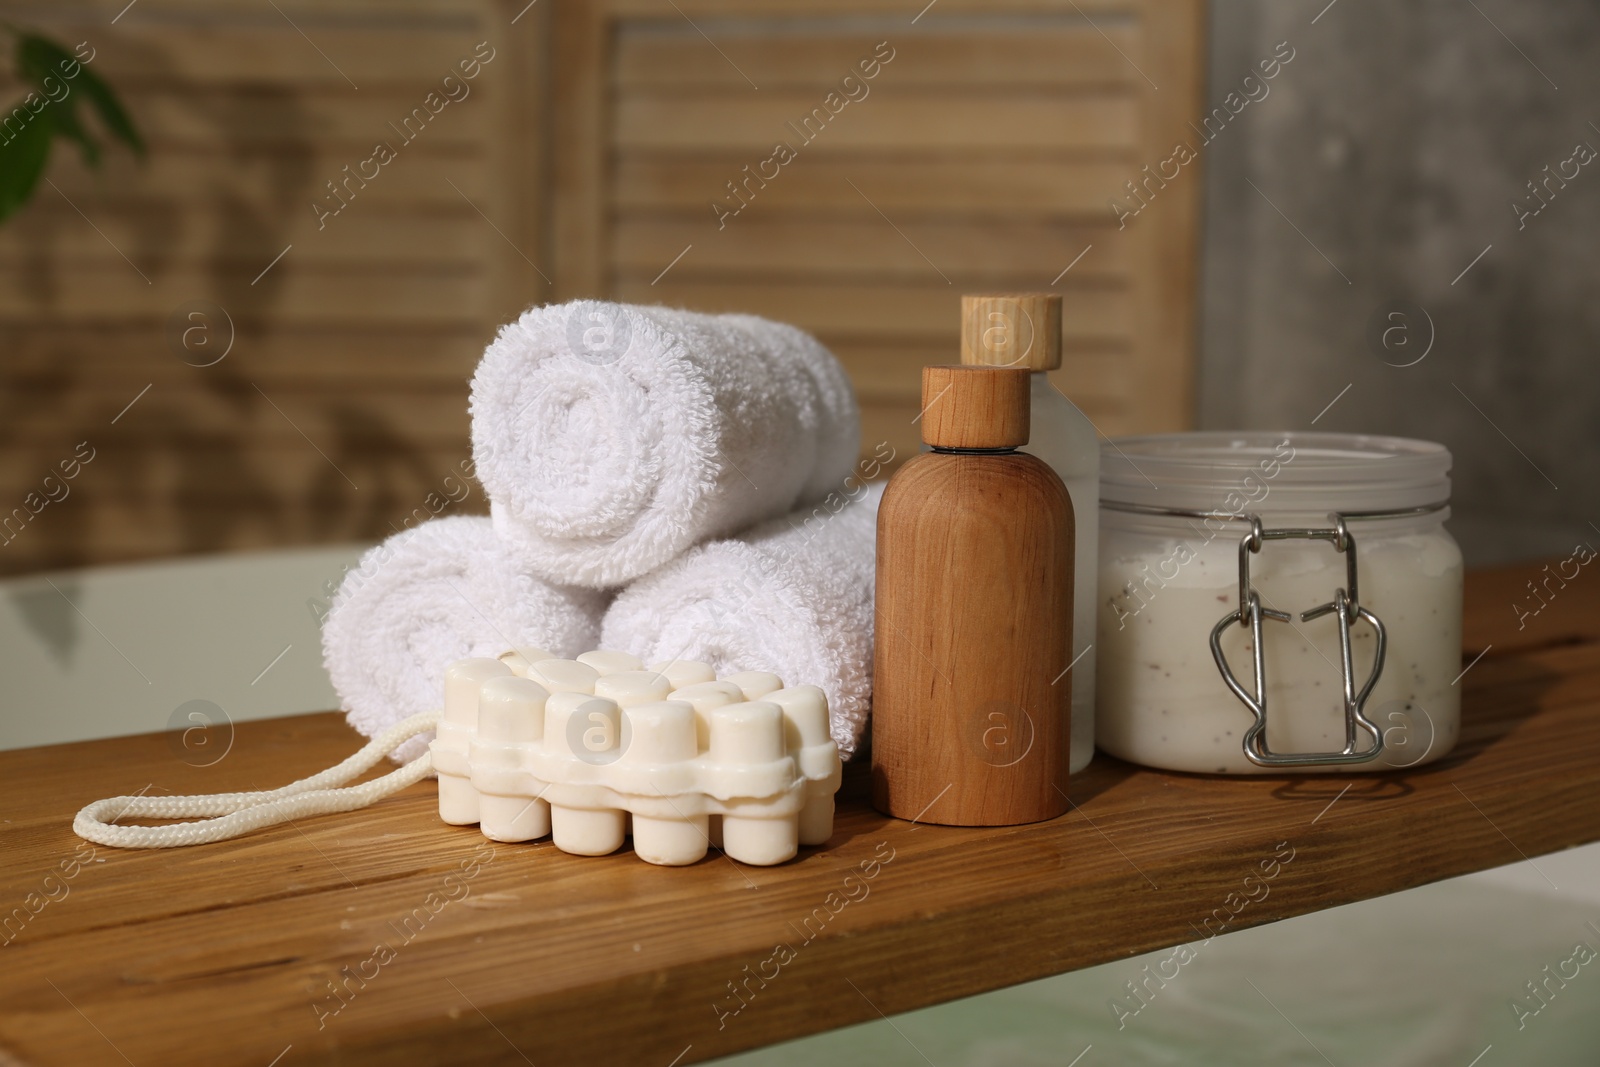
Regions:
[[1208, 513, 1388, 768]]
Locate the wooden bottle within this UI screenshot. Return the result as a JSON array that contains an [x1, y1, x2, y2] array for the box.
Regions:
[[872, 364, 1075, 826]]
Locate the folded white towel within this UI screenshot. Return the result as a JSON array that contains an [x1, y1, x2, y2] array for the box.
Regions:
[[599, 481, 883, 758], [470, 301, 860, 589], [321, 516, 607, 762]]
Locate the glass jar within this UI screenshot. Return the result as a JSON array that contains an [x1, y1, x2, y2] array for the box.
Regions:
[[1096, 432, 1462, 775]]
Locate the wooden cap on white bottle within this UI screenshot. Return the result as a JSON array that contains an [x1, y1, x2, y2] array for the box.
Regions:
[[959, 293, 1062, 371]]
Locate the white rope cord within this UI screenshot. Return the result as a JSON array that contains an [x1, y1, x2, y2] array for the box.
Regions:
[[74, 711, 441, 849]]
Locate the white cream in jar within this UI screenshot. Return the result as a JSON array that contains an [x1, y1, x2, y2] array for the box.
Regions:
[[1096, 433, 1463, 774]]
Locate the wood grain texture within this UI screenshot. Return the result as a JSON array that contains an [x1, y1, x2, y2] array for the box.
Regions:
[[612, 95, 1140, 153], [0, 0, 1206, 587], [549, 0, 609, 299], [917, 365, 1031, 450], [960, 293, 1063, 371], [0, 565, 1596, 1065], [615, 28, 1142, 90], [566, 0, 1205, 492], [612, 157, 1132, 216], [619, 281, 1133, 342], [0, 0, 515, 577], [604, 0, 1141, 14], [1127, 0, 1207, 432], [609, 218, 1130, 279], [872, 447, 1074, 824]]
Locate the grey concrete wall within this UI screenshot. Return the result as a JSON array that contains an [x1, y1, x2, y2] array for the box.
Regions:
[[1197, 0, 1600, 565]]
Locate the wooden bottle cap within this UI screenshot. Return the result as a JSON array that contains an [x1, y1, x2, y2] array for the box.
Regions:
[[960, 293, 1062, 371], [921, 365, 1031, 449]]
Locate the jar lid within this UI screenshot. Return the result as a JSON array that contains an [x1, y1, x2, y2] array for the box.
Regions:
[[1100, 432, 1451, 516]]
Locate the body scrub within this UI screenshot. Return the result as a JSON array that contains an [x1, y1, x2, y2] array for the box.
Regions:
[[1096, 433, 1462, 774]]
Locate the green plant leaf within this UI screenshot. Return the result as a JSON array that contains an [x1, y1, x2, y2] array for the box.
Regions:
[[14, 33, 72, 89], [0, 29, 140, 225], [14, 33, 102, 168], [0, 104, 54, 222], [47, 96, 99, 167], [15, 32, 142, 160], [73, 61, 143, 158]]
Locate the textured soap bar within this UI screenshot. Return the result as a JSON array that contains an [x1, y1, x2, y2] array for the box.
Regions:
[[429, 651, 843, 866]]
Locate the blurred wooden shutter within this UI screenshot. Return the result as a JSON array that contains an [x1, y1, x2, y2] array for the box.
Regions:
[[553, 0, 1205, 467], [0, 0, 1202, 576], [0, 0, 544, 576]]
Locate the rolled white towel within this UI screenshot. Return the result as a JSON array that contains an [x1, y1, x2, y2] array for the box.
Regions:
[[321, 516, 607, 762], [600, 481, 883, 758], [470, 301, 860, 588]]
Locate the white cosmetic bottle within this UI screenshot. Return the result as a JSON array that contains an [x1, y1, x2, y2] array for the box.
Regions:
[[961, 294, 1100, 773]]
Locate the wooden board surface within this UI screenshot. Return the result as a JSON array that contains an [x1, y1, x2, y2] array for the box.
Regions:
[[2, 560, 1597, 1066]]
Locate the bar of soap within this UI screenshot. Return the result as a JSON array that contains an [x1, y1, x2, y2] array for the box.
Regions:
[[723, 671, 784, 701], [527, 658, 599, 694], [577, 650, 645, 675], [499, 647, 555, 678], [594, 670, 672, 708], [438, 651, 843, 867], [650, 659, 717, 689], [668, 680, 746, 749]]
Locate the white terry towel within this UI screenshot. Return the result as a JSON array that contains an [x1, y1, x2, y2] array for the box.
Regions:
[[600, 481, 883, 758], [470, 301, 861, 589], [321, 516, 606, 762]]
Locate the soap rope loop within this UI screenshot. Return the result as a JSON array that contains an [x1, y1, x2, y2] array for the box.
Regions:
[[73, 712, 441, 849]]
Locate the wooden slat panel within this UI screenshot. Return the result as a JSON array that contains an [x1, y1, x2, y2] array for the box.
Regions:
[[0, 418, 477, 466], [613, 157, 1129, 217], [614, 29, 1139, 90], [4, 498, 484, 565], [0, 266, 487, 324], [28, 149, 491, 208], [132, 392, 473, 446], [606, 0, 1139, 15], [0, 211, 487, 268], [1, 328, 483, 386], [550, 0, 610, 299], [0, 420, 474, 466], [1, 0, 1200, 581], [0, 441, 480, 502], [36, 0, 487, 18], [1, 344, 1128, 463], [0, 436, 481, 567], [1123, 0, 1203, 431], [0, 0, 507, 578], [621, 280, 1131, 342], [596, 0, 1201, 456], [93, 27, 491, 86], [859, 396, 923, 470], [92, 86, 490, 148], [613, 93, 1138, 152], [482, 0, 554, 324], [18, 436, 479, 496], [1051, 358, 1131, 413], [610, 218, 1126, 280]]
